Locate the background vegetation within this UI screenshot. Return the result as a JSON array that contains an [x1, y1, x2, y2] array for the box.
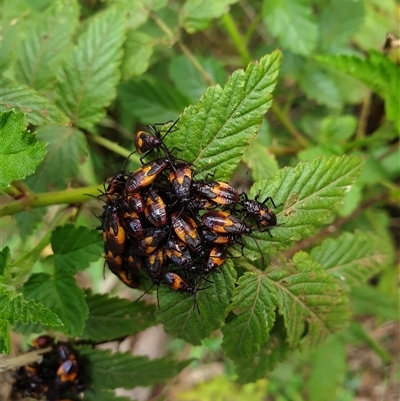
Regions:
[[0, 0, 398, 400]]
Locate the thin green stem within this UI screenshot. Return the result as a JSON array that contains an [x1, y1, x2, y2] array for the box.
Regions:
[[270, 102, 310, 148], [221, 13, 252, 66], [10, 207, 77, 284], [178, 42, 215, 86], [244, 13, 263, 44], [149, 9, 215, 86], [88, 133, 140, 164], [0, 185, 103, 217]]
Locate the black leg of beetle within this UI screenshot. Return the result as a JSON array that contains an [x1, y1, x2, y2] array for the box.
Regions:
[[134, 283, 155, 304], [204, 171, 216, 181], [259, 226, 274, 238], [261, 196, 277, 208], [122, 150, 138, 170], [236, 235, 246, 256]]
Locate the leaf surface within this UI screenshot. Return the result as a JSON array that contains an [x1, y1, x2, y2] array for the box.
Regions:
[[310, 230, 389, 288], [221, 271, 278, 361], [117, 77, 190, 123], [158, 261, 236, 344], [52, 225, 103, 273], [263, 0, 317, 55], [243, 156, 364, 258], [0, 110, 46, 191], [165, 51, 282, 180], [0, 286, 61, 354], [267, 252, 350, 348], [15, 0, 79, 91], [55, 8, 125, 129], [23, 270, 88, 336], [26, 126, 88, 191], [0, 78, 70, 126], [79, 347, 191, 390], [182, 0, 239, 33], [82, 291, 157, 342], [316, 51, 400, 132]]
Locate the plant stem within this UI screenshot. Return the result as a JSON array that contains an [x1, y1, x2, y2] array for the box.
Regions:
[[221, 13, 252, 66], [0, 185, 103, 217], [10, 207, 78, 284], [88, 133, 139, 163], [281, 192, 387, 260], [270, 102, 310, 148], [149, 9, 215, 86], [356, 92, 371, 139], [178, 42, 215, 86], [221, 13, 309, 149]]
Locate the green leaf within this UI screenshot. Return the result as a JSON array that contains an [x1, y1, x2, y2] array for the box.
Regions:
[[307, 335, 347, 401], [267, 252, 350, 348], [169, 55, 227, 104], [318, 115, 358, 143], [121, 30, 154, 80], [0, 319, 10, 354], [319, 0, 365, 51], [299, 62, 342, 108], [55, 8, 126, 129], [15, 208, 47, 242], [79, 347, 191, 390], [0, 110, 47, 191], [158, 260, 236, 345], [15, 0, 80, 91], [221, 271, 278, 361], [235, 321, 288, 383], [165, 51, 282, 181], [262, 0, 317, 55], [82, 291, 157, 342], [341, 321, 391, 361], [52, 225, 103, 274], [0, 78, 70, 126], [181, 0, 239, 33], [117, 77, 190, 123], [23, 270, 88, 336], [0, 247, 11, 278], [25, 126, 88, 191], [1, 286, 61, 327], [316, 51, 400, 132], [242, 136, 279, 182], [243, 156, 364, 258], [338, 181, 362, 217], [350, 284, 399, 321], [0, 286, 61, 353], [310, 231, 389, 288], [0, 1, 26, 71]]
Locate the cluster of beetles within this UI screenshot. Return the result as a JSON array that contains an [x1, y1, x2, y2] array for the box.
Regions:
[[10, 123, 278, 401], [11, 336, 86, 401], [98, 121, 278, 303]]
